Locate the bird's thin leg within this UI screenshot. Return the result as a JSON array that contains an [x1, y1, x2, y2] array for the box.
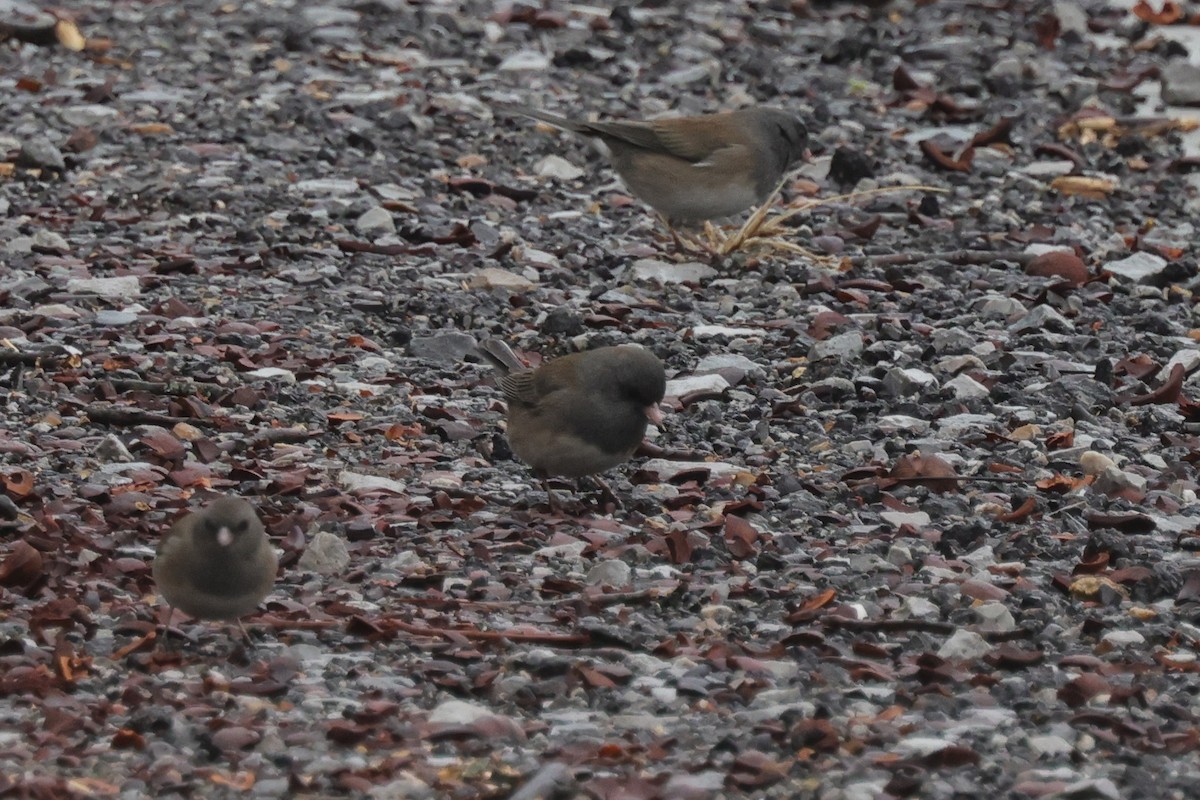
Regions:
[[157, 606, 175, 651], [541, 478, 561, 515], [589, 475, 623, 510], [236, 619, 254, 647]]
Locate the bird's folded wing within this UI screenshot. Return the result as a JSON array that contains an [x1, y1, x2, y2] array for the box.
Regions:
[[497, 371, 541, 406]]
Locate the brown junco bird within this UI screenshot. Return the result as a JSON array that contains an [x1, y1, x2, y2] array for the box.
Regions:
[[152, 496, 277, 645], [480, 339, 666, 511], [496, 104, 808, 224]]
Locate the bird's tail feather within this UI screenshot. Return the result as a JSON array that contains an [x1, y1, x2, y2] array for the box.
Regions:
[[492, 102, 585, 133], [478, 338, 527, 375]]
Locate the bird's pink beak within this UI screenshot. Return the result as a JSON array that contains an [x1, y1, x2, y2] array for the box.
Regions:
[[217, 527, 234, 547], [645, 404, 664, 426]]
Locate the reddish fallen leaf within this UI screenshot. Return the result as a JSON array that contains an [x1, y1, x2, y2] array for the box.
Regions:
[[924, 744, 982, 767], [326, 721, 371, 745], [1025, 252, 1089, 287], [919, 139, 974, 172], [207, 772, 255, 790], [1177, 571, 1200, 603], [0, 541, 43, 587], [1036, 473, 1091, 493], [1084, 511, 1155, 533], [575, 664, 618, 689], [111, 728, 146, 750], [889, 452, 960, 492], [994, 497, 1037, 523], [1059, 673, 1111, 707], [807, 310, 852, 340], [1132, 0, 1183, 24], [728, 750, 791, 788], [789, 718, 840, 752], [893, 63, 924, 91], [842, 214, 882, 240], [1114, 354, 1161, 380], [1073, 551, 1110, 574], [724, 514, 761, 558], [1033, 11, 1061, 48], [662, 528, 693, 564], [1046, 430, 1075, 450], [1127, 364, 1185, 406], [987, 645, 1045, 669], [967, 122, 1012, 151], [3, 469, 34, 498]]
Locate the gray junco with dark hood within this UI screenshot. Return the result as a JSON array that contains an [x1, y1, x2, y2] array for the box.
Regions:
[[496, 104, 808, 224], [481, 339, 666, 511], [153, 496, 277, 645]]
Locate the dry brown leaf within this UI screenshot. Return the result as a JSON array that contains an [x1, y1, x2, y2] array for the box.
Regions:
[[1050, 176, 1116, 199]]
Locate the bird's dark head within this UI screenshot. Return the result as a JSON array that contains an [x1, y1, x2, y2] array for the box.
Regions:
[[769, 110, 809, 168], [611, 345, 667, 415], [197, 497, 260, 549]]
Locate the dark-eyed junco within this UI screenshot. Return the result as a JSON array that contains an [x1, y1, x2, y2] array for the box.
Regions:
[[480, 339, 666, 511], [152, 496, 277, 645], [496, 104, 808, 223]]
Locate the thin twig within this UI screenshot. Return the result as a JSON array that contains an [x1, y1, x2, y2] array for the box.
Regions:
[[104, 378, 227, 398], [846, 249, 1038, 268], [381, 618, 592, 646], [83, 405, 208, 428]]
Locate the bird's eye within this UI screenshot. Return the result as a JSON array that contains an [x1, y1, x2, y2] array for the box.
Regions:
[[234, 519, 249, 534]]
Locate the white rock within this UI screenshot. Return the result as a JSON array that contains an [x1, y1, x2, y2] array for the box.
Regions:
[[809, 331, 864, 360], [298, 531, 350, 575], [665, 374, 730, 397], [962, 545, 995, 568], [428, 699, 497, 725], [695, 353, 761, 375], [876, 415, 930, 433], [1101, 630, 1145, 647], [246, 367, 297, 383], [1027, 734, 1073, 757], [1106, 252, 1167, 282], [292, 178, 361, 195], [938, 629, 990, 661], [946, 374, 989, 400], [339, 471, 406, 494], [66, 276, 140, 298], [1161, 348, 1200, 379], [535, 541, 588, 560], [975, 601, 1016, 632], [497, 50, 550, 71], [632, 259, 717, 284], [521, 248, 559, 269], [469, 267, 535, 291], [896, 736, 957, 757], [533, 154, 583, 180], [586, 560, 631, 587], [692, 324, 761, 339], [880, 510, 931, 528], [355, 206, 395, 236], [1079, 450, 1116, 475], [33, 230, 70, 251], [896, 596, 939, 619]]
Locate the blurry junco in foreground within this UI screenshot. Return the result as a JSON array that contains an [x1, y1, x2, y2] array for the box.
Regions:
[[153, 496, 277, 645], [481, 339, 666, 511], [496, 104, 808, 224]]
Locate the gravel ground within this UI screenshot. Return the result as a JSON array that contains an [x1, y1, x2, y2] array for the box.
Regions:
[[3, 0, 1200, 798]]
